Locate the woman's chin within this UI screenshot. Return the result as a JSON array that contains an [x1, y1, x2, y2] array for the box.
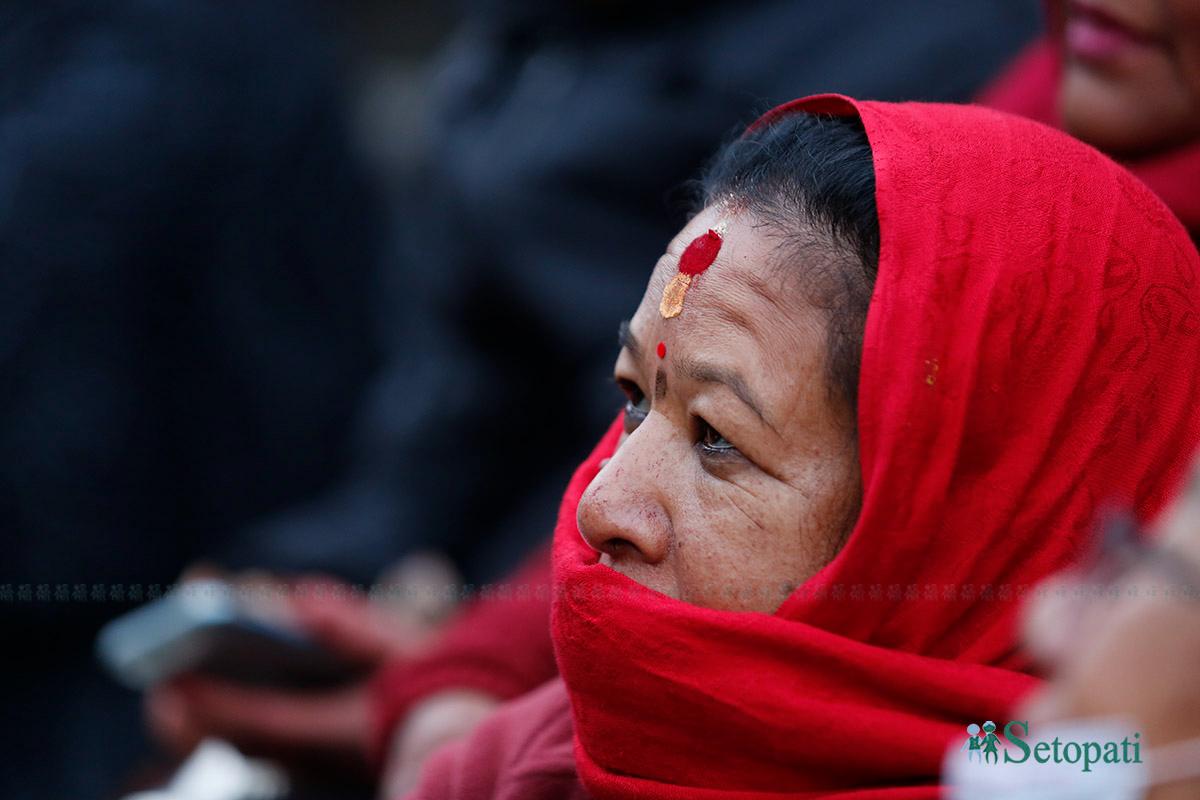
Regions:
[[1059, 63, 1198, 156]]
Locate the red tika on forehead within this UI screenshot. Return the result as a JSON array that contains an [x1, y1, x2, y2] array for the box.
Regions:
[[678, 229, 723, 276], [660, 227, 725, 319]]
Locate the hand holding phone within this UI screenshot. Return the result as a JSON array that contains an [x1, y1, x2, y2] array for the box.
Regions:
[[101, 570, 440, 771], [97, 579, 361, 690]]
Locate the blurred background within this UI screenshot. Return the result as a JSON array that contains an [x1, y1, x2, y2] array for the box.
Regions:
[[0, 1, 1042, 798]]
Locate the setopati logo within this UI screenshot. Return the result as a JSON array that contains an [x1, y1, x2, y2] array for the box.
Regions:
[[959, 720, 1142, 772], [943, 718, 1169, 799]]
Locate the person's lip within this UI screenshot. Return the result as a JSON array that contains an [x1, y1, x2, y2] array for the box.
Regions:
[[1063, 0, 1160, 65]]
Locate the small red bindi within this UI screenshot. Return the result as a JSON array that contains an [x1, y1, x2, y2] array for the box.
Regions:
[[656, 341, 666, 359]]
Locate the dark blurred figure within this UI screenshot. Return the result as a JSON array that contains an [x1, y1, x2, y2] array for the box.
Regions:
[[0, 2, 381, 798]]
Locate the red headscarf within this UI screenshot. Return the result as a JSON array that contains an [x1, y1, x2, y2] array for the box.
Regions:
[[551, 95, 1200, 798], [406, 95, 1200, 799], [979, 38, 1200, 235]]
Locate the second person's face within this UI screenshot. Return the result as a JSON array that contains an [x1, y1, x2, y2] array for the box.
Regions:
[[1055, 0, 1200, 155]]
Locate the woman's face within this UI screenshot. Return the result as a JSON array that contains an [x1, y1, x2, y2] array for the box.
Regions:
[[1055, 0, 1200, 155], [575, 204, 862, 614]]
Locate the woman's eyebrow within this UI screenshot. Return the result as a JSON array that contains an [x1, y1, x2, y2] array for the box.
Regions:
[[617, 320, 642, 359], [675, 355, 776, 433]]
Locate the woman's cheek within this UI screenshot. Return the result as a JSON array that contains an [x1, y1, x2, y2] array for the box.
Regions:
[[696, 471, 793, 558], [1167, 0, 1200, 95], [682, 478, 808, 612]]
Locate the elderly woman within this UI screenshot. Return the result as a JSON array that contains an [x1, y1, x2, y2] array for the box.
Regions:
[[394, 95, 1200, 798]]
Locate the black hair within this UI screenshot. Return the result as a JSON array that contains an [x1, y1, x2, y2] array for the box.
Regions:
[[699, 112, 879, 419]]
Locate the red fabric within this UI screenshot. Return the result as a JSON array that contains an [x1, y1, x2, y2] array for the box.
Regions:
[[979, 38, 1200, 235], [370, 545, 557, 767], [406, 95, 1200, 799]]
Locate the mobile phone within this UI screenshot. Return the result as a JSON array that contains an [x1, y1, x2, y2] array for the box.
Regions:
[[96, 579, 360, 690]]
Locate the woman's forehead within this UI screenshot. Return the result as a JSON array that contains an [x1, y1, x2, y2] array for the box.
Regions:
[[646, 207, 797, 308], [631, 219, 818, 378]]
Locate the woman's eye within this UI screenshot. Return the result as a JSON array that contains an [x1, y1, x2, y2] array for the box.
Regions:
[[698, 418, 738, 457], [618, 379, 649, 433]]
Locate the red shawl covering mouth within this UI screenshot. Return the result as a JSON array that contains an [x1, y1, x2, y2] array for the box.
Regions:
[[979, 37, 1200, 236], [551, 96, 1200, 798]]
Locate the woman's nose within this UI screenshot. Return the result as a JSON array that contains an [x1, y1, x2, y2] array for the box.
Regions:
[[576, 424, 672, 565]]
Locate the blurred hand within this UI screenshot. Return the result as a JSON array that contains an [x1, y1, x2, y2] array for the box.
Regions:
[[379, 689, 501, 799], [1017, 456, 1200, 800], [144, 570, 439, 774]]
